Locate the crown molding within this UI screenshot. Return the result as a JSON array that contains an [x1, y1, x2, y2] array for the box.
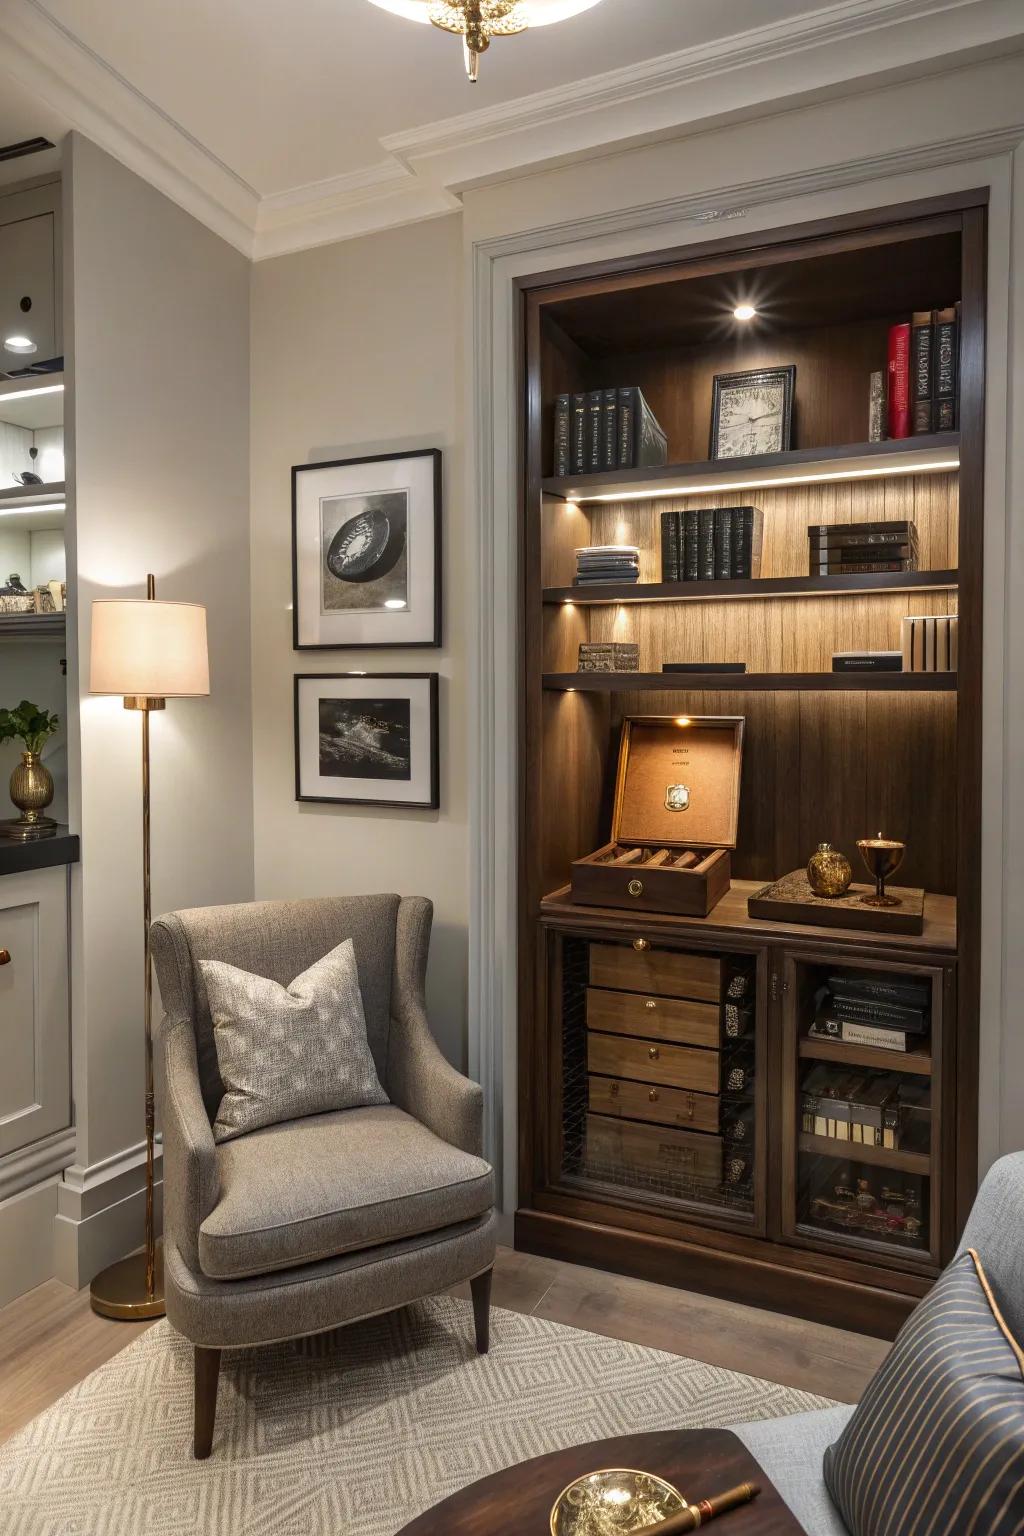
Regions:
[[2, 0, 1021, 259]]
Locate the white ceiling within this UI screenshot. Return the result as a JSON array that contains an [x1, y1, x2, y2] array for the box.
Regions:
[[26, 0, 828, 194], [1, 0, 1020, 257]]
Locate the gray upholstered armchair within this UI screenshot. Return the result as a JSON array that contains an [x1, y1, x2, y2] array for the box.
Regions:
[[150, 894, 497, 1459]]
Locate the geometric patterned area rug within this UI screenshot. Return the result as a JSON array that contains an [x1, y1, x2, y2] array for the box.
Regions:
[[0, 1295, 833, 1535]]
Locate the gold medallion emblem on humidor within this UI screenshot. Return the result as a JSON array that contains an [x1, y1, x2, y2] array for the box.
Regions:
[[665, 783, 690, 812]]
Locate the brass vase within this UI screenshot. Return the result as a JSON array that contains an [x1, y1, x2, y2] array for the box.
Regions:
[[4, 750, 57, 839], [806, 842, 853, 897]]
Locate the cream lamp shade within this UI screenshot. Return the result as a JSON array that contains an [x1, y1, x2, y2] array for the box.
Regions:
[[90, 598, 210, 698]]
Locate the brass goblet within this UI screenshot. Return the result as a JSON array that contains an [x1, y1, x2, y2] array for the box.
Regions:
[[857, 834, 905, 908]]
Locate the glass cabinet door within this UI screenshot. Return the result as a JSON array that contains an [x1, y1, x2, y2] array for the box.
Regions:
[[779, 949, 946, 1271], [555, 929, 765, 1232]]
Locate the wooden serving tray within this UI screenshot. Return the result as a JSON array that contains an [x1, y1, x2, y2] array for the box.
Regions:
[[748, 870, 925, 935]]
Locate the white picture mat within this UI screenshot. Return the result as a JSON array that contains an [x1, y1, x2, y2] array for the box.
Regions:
[[297, 675, 435, 804], [295, 456, 436, 646]]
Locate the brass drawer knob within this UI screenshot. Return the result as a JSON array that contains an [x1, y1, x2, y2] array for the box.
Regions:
[[627, 879, 644, 898], [648, 1046, 660, 1060], [645, 999, 656, 1010], [632, 938, 649, 952], [685, 1093, 695, 1120], [0, 949, 10, 966], [610, 1081, 620, 1096], [649, 1088, 659, 1102]]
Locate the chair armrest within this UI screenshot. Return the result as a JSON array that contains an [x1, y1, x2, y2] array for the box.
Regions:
[[387, 898, 485, 1159], [160, 1014, 220, 1272]]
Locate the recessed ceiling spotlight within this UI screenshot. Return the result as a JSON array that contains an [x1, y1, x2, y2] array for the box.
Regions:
[[384, 599, 407, 610], [3, 335, 37, 354], [733, 304, 757, 322]]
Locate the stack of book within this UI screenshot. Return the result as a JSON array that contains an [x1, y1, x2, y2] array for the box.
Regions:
[[554, 387, 668, 476], [880, 305, 960, 440], [808, 972, 930, 1054], [901, 614, 958, 672], [573, 545, 640, 585], [808, 520, 918, 576], [661, 506, 764, 582], [800, 1064, 905, 1149]]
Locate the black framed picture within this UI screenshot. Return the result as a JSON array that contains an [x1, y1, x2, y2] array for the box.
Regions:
[[294, 673, 439, 809], [292, 449, 442, 649], [710, 365, 796, 459]]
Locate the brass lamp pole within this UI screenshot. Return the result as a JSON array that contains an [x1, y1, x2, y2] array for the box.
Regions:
[[88, 575, 210, 1319]]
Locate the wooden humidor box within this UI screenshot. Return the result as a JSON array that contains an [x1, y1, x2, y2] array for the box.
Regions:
[[571, 717, 744, 918], [584, 1112, 724, 1187]]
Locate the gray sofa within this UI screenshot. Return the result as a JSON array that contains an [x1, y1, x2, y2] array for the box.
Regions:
[[732, 1150, 1024, 1534], [151, 894, 497, 1458]]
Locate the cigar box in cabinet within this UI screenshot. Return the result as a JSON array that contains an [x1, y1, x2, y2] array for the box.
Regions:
[[571, 716, 744, 917]]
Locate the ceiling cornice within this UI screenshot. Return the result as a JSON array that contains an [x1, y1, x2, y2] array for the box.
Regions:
[[0, 0, 1018, 262]]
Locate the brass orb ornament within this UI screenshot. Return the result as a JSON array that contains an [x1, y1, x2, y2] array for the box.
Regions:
[[806, 842, 853, 898], [857, 833, 906, 908], [2, 749, 57, 839]]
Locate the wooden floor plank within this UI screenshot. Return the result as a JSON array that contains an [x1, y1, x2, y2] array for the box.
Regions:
[[0, 1245, 887, 1447]]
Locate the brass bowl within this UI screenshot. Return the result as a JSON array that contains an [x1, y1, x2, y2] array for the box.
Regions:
[[550, 1468, 686, 1536]]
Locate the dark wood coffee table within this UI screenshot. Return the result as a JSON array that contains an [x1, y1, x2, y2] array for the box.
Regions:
[[396, 1428, 805, 1534]]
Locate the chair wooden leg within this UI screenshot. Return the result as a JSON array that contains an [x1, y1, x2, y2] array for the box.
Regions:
[[470, 1268, 492, 1355], [194, 1345, 221, 1459]]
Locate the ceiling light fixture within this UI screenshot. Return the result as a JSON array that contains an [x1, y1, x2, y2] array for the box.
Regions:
[[3, 335, 37, 355], [733, 303, 757, 321], [366, 0, 605, 81]]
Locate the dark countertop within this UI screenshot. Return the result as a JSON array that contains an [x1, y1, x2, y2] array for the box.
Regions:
[[0, 827, 79, 877]]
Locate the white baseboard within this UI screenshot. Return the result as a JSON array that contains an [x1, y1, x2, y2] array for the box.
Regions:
[[53, 1140, 163, 1289]]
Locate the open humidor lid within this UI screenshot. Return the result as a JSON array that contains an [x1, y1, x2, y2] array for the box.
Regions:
[[611, 715, 745, 851]]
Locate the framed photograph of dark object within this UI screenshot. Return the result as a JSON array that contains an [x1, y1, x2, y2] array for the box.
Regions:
[[294, 673, 439, 809], [710, 366, 796, 460], [292, 449, 441, 649]]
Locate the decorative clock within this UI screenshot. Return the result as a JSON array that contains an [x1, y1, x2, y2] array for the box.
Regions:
[[710, 365, 796, 460]]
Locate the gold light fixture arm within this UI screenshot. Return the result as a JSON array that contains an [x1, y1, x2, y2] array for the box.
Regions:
[[427, 0, 528, 79]]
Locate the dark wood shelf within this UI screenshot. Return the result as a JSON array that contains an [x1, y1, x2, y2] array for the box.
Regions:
[[546, 569, 958, 605], [799, 1036, 932, 1076], [799, 1132, 931, 1175], [0, 613, 65, 638], [543, 670, 958, 692], [542, 434, 960, 504]]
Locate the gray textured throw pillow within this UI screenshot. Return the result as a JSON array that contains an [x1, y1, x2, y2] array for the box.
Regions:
[[201, 939, 388, 1143]]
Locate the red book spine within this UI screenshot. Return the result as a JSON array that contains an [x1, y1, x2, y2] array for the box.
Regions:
[[887, 322, 911, 439]]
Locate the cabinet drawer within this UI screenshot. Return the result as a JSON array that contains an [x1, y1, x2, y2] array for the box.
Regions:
[[589, 944, 721, 1002], [585, 1112, 723, 1186], [588, 1075, 720, 1134], [587, 1031, 719, 1094], [586, 986, 719, 1048]]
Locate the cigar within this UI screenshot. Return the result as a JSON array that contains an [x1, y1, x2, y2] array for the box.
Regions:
[[633, 1481, 760, 1534]]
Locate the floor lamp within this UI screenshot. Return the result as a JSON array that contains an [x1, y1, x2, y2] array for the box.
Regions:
[[88, 574, 210, 1319]]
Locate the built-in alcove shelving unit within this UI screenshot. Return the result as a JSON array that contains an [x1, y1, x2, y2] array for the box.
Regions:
[[516, 192, 985, 1337]]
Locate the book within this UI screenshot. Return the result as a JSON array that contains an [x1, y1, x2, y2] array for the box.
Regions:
[[839, 1021, 911, 1053], [571, 392, 587, 474], [932, 305, 958, 432], [911, 311, 934, 434], [887, 321, 911, 439], [617, 387, 668, 469], [832, 651, 903, 673], [809, 527, 917, 548], [827, 974, 930, 1009], [731, 506, 764, 579], [868, 369, 886, 442], [714, 507, 733, 579], [602, 387, 618, 470], [697, 508, 716, 581], [553, 394, 571, 476], [810, 541, 917, 560], [662, 661, 747, 673], [808, 520, 914, 539], [682, 508, 699, 582], [827, 996, 927, 1032], [660, 511, 681, 582], [586, 389, 603, 473], [901, 615, 958, 672], [812, 560, 916, 575]]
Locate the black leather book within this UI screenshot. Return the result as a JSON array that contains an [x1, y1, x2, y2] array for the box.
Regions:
[[911, 311, 934, 435], [553, 394, 571, 476], [662, 661, 747, 673], [698, 508, 716, 581], [586, 390, 603, 472], [682, 508, 699, 581], [602, 387, 618, 470], [617, 386, 635, 468], [730, 506, 764, 579], [660, 511, 681, 582], [932, 305, 958, 432], [571, 393, 587, 475], [832, 651, 903, 672], [714, 508, 733, 579], [617, 386, 668, 468]]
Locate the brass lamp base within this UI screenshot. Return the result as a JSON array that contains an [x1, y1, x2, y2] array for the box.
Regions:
[[0, 815, 58, 841], [90, 1241, 165, 1320]]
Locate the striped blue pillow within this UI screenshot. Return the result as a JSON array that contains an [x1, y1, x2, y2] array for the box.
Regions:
[[824, 1249, 1024, 1535]]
